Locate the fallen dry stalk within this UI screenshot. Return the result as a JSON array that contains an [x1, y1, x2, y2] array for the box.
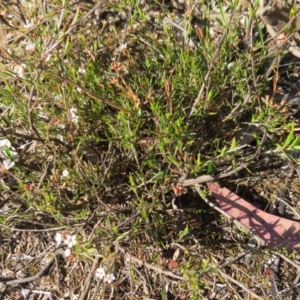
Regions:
[[217, 268, 260, 299], [3, 252, 59, 286], [115, 243, 184, 281]]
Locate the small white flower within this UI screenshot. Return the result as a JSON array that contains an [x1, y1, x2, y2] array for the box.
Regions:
[[55, 232, 76, 250], [20, 0, 34, 9], [15, 64, 26, 78], [57, 134, 64, 141], [54, 95, 62, 101], [24, 20, 34, 28], [76, 87, 82, 93], [62, 293, 79, 300], [95, 267, 105, 280], [117, 43, 127, 52], [55, 232, 62, 247], [0, 139, 18, 158], [25, 42, 35, 52], [78, 67, 86, 75], [61, 169, 69, 177], [0, 138, 11, 148], [104, 273, 116, 284], [2, 159, 15, 170], [64, 234, 76, 248], [64, 248, 71, 257], [69, 107, 78, 124], [20, 288, 29, 297], [45, 54, 52, 62]]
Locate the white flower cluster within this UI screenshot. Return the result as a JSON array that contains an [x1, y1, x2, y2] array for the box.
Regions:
[[61, 169, 69, 178], [69, 107, 78, 124], [95, 267, 116, 284], [1, 159, 15, 171], [55, 232, 77, 257], [0, 138, 18, 159]]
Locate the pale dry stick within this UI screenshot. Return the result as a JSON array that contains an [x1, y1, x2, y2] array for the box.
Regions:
[[224, 144, 249, 154], [276, 282, 300, 296], [54, 250, 61, 292], [230, 264, 269, 298], [217, 268, 260, 299], [136, 172, 162, 189], [116, 212, 140, 230], [128, 250, 135, 300], [78, 255, 102, 300], [220, 273, 244, 300], [160, 273, 168, 300], [1, 212, 99, 232], [0, 21, 8, 50], [132, 265, 151, 296], [90, 278, 102, 300], [274, 194, 300, 219], [189, 11, 234, 116], [139, 36, 161, 53], [181, 163, 250, 187], [217, 247, 256, 270], [88, 218, 104, 242], [175, 237, 265, 297], [274, 251, 300, 271], [287, 45, 300, 58], [116, 244, 184, 281], [294, 272, 300, 288], [142, 265, 155, 296], [0, 223, 66, 232], [290, 272, 300, 299], [19, 290, 52, 297], [57, 0, 67, 30], [37, 162, 51, 190], [27, 73, 40, 136], [108, 286, 115, 300], [221, 102, 242, 123]]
